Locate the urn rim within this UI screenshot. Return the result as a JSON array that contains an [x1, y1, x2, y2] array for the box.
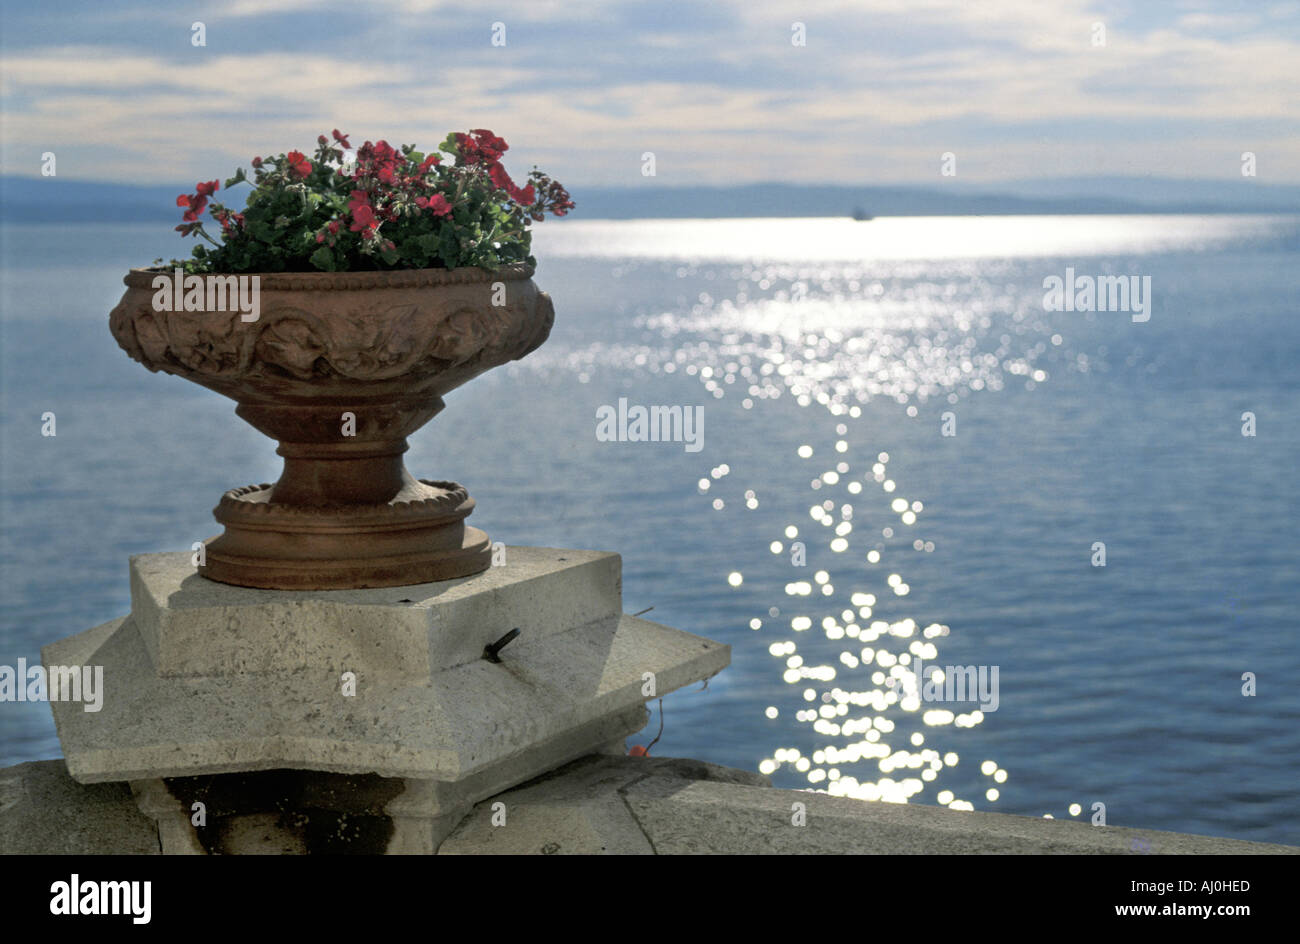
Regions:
[[122, 261, 536, 291]]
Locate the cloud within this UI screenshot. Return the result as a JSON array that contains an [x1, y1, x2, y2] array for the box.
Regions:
[[1, 0, 1297, 184]]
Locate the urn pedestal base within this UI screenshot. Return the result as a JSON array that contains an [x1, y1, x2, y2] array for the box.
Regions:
[[201, 478, 492, 590]]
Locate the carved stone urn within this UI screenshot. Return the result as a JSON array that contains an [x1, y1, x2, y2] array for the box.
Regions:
[[109, 263, 553, 590]]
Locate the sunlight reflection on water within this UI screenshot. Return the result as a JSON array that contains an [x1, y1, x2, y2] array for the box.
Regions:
[[534, 214, 1288, 262], [525, 223, 1083, 809], [521, 213, 1296, 815]]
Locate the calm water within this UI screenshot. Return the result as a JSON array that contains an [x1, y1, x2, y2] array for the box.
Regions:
[[2, 216, 1298, 845]]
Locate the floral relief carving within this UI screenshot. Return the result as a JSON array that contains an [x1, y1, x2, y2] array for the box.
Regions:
[[108, 268, 552, 390]]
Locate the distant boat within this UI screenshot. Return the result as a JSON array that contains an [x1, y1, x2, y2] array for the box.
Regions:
[[851, 207, 873, 221]]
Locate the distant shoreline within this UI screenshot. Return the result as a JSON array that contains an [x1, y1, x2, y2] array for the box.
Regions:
[[4, 176, 1298, 224]]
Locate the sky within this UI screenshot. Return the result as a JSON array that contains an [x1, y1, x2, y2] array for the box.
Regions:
[[2, 0, 1299, 188]]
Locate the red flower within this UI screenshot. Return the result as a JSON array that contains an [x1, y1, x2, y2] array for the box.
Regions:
[[176, 188, 210, 221], [211, 206, 243, 233], [171, 129, 569, 268], [285, 150, 312, 178], [538, 178, 575, 217], [454, 129, 508, 166], [468, 128, 507, 161], [487, 162, 535, 205], [487, 162, 511, 191], [628, 745, 648, 757], [349, 203, 377, 233], [352, 140, 400, 186], [347, 189, 371, 214], [416, 193, 452, 217]]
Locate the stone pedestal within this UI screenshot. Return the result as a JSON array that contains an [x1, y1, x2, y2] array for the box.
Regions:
[[43, 547, 729, 854]]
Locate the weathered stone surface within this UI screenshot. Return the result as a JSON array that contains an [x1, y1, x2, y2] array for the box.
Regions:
[[127, 708, 650, 854], [129, 779, 204, 854], [0, 760, 158, 855], [5, 755, 1297, 855], [40, 545, 728, 854], [439, 755, 1300, 856], [439, 754, 768, 855], [46, 612, 720, 785], [129, 548, 622, 679], [622, 774, 1300, 855], [45, 547, 728, 796]]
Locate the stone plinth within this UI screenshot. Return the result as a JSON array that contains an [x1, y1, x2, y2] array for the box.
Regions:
[[42, 547, 729, 853]]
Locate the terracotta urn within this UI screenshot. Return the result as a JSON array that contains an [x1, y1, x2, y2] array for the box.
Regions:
[[108, 263, 553, 590]]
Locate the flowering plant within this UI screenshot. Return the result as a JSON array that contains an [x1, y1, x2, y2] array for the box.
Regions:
[[169, 129, 573, 273]]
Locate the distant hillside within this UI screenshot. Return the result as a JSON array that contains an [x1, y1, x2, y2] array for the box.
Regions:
[[958, 175, 1300, 210], [2, 175, 1297, 223], [1, 177, 190, 223]]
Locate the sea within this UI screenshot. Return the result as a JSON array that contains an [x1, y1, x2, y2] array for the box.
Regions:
[[2, 214, 1298, 845]]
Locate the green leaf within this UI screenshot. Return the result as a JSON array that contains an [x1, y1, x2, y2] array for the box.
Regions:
[[309, 246, 336, 271]]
